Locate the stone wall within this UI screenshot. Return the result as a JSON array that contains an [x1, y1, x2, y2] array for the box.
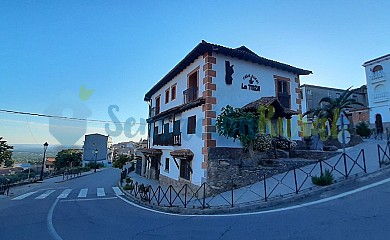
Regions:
[[159, 175, 201, 196], [206, 147, 318, 196]]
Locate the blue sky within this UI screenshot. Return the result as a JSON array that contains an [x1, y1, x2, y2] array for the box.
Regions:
[[0, 0, 389, 145]]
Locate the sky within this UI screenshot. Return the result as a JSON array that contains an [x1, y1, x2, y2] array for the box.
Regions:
[[0, 0, 389, 146]]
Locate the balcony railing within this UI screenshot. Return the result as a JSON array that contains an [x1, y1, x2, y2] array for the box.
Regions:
[[149, 107, 160, 118], [373, 92, 389, 103], [183, 87, 198, 104], [277, 92, 291, 109], [153, 133, 181, 146], [370, 71, 385, 82]]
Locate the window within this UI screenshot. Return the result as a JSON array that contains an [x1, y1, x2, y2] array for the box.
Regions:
[[187, 116, 196, 134], [307, 89, 312, 95], [165, 89, 170, 104], [154, 126, 159, 135], [336, 93, 340, 98], [373, 65, 383, 72], [179, 159, 191, 180], [184, 69, 199, 103], [275, 77, 291, 108], [165, 158, 170, 172], [155, 96, 160, 115], [171, 84, 176, 100]]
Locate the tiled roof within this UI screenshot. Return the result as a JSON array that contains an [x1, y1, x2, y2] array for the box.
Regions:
[[140, 148, 162, 156], [144, 41, 312, 101], [170, 149, 194, 159], [241, 97, 298, 116], [146, 97, 205, 123], [363, 54, 390, 66]]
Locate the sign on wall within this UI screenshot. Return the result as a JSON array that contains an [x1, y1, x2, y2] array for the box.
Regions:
[[241, 74, 261, 92]]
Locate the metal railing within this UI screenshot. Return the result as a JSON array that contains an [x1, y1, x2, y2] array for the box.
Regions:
[[0, 179, 10, 196], [153, 133, 181, 146], [277, 92, 291, 109], [183, 87, 198, 104], [378, 141, 390, 167], [122, 149, 367, 210]]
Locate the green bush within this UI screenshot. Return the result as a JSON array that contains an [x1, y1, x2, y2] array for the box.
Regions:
[[312, 169, 334, 186], [125, 177, 132, 184], [253, 134, 272, 151], [123, 184, 133, 191], [356, 122, 371, 138], [272, 136, 297, 150]]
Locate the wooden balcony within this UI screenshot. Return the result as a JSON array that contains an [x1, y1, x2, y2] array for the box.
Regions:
[[183, 87, 198, 104], [153, 133, 181, 146]]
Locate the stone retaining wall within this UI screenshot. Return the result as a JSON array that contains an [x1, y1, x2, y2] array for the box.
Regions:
[[206, 147, 319, 195]]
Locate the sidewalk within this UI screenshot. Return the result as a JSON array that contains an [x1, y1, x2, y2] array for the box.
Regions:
[[120, 139, 390, 213]]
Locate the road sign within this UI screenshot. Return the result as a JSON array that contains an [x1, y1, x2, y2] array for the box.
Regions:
[[337, 112, 350, 127], [338, 130, 351, 144]]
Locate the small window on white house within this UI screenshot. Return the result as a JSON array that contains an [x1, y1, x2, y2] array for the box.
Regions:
[[165, 158, 170, 172], [307, 89, 312, 95]]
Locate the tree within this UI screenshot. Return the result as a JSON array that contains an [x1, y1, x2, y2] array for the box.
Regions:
[[55, 149, 82, 169], [113, 155, 132, 169], [303, 87, 364, 137], [216, 105, 258, 156], [0, 137, 13, 167]]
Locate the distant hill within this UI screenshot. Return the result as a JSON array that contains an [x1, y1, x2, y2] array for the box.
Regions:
[[12, 144, 82, 163]]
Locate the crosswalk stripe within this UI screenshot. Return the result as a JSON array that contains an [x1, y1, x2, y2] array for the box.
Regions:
[[78, 189, 88, 198], [57, 189, 72, 199], [112, 187, 124, 196], [35, 190, 55, 199], [12, 191, 37, 200], [97, 188, 105, 197]]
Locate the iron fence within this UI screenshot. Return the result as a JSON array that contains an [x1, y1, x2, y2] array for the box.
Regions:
[[0, 178, 10, 196], [378, 141, 390, 167], [122, 149, 366, 210]]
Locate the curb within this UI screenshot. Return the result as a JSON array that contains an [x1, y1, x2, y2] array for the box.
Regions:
[[118, 165, 390, 215], [54, 168, 106, 183]]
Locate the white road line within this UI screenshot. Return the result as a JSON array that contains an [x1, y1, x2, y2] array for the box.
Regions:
[[47, 198, 63, 240], [35, 190, 56, 199], [78, 189, 88, 198], [12, 191, 37, 200], [97, 188, 105, 197], [116, 177, 390, 217], [112, 187, 124, 196], [61, 197, 117, 202], [57, 189, 72, 199]]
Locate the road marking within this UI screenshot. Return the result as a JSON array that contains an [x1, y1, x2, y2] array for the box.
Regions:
[[112, 187, 124, 196], [116, 177, 390, 217], [78, 189, 88, 198], [60, 197, 117, 202], [35, 190, 55, 199], [47, 198, 63, 240], [97, 188, 105, 197], [12, 191, 37, 200], [57, 189, 72, 199]]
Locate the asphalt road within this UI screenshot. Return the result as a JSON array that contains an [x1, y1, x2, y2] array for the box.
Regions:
[[1, 167, 390, 240]]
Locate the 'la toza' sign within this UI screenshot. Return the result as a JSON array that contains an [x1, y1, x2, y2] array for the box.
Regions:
[[241, 74, 261, 92]]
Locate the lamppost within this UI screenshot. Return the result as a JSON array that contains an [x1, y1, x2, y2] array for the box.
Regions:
[[94, 149, 98, 173], [39, 142, 49, 181]]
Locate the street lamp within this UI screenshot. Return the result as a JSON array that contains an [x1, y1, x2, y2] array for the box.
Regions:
[[39, 142, 49, 181], [94, 149, 98, 173]]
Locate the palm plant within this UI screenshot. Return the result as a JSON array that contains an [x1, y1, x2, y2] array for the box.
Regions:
[[303, 87, 364, 136]]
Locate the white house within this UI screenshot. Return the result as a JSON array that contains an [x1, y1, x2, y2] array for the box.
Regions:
[[363, 54, 390, 134], [143, 41, 311, 188], [82, 133, 113, 166]]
